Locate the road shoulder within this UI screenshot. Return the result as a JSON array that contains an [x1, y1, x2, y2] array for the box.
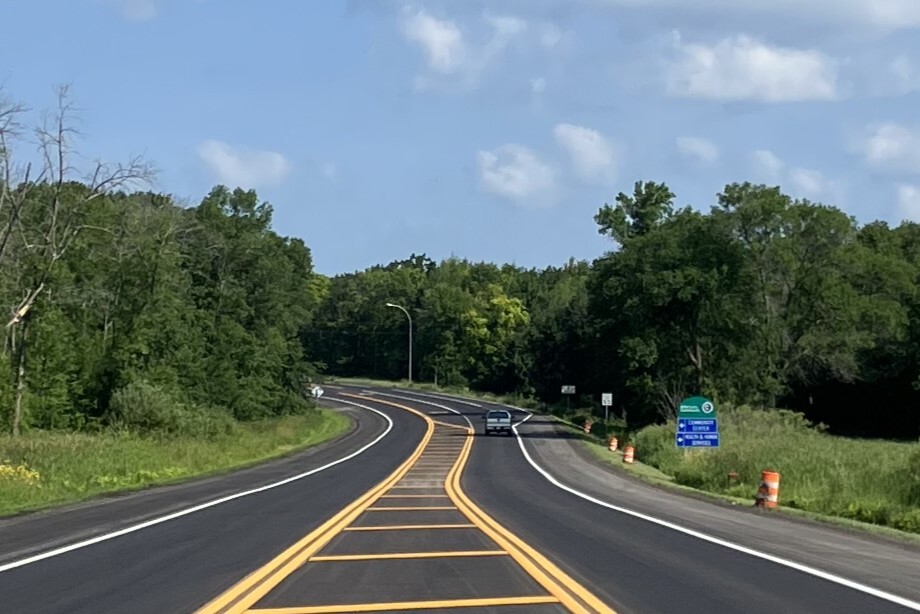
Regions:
[[0, 403, 383, 566], [517, 414, 920, 604]]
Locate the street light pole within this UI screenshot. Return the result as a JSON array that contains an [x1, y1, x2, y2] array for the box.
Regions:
[[386, 302, 412, 383]]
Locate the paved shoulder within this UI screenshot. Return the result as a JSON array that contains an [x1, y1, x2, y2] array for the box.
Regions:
[[516, 415, 920, 605]]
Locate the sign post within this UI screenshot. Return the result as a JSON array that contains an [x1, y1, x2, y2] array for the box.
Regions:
[[675, 396, 719, 448], [561, 385, 575, 412], [601, 392, 613, 422]]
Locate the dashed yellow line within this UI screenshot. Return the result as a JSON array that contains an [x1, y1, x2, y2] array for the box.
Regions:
[[246, 595, 561, 613], [309, 550, 507, 562]]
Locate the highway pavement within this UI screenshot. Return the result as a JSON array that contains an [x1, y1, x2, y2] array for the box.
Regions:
[[0, 384, 918, 613]]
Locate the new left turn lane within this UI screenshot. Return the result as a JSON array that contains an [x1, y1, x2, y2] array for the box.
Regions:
[[0, 396, 426, 614]]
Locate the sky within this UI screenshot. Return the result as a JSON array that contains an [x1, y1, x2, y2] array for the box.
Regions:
[[3, 0, 920, 275]]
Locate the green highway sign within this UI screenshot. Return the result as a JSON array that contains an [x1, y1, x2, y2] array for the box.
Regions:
[[677, 396, 716, 420]]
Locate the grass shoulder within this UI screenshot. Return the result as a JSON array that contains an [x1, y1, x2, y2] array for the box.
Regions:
[[0, 409, 350, 517]]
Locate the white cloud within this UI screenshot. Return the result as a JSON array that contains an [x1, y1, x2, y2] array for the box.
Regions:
[[553, 123, 618, 183], [531, 77, 547, 94], [665, 33, 838, 102], [102, 0, 158, 21], [476, 144, 556, 204], [676, 137, 719, 164], [401, 8, 530, 89], [197, 140, 291, 189], [752, 150, 785, 180], [861, 123, 920, 174], [401, 8, 466, 74], [897, 184, 920, 220], [593, 0, 920, 30]]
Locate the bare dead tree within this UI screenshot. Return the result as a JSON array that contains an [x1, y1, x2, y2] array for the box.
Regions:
[[2, 84, 155, 435]]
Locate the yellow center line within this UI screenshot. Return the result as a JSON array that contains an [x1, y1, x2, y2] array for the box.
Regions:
[[194, 395, 434, 614], [342, 524, 476, 531], [245, 595, 561, 613], [308, 550, 507, 562], [197, 393, 616, 614]]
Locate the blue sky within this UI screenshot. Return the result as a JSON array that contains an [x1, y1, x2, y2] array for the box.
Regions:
[[3, 0, 920, 274]]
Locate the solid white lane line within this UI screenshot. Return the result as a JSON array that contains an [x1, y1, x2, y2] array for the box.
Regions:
[[0, 398, 394, 573], [375, 386, 920, 612], [510, 412, 920, 612]]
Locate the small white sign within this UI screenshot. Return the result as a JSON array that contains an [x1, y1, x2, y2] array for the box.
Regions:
[[601, 392, 613, 407], [561, 385, 576, 395], [311, 385, 324, 399]]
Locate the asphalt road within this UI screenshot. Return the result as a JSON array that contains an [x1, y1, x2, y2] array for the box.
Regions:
[[0, 398, 426, 613], [343, 386, 920, 614], [0, 385, 917, 614]]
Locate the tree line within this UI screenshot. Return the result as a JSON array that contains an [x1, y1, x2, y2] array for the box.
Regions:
[[2, 87, 918, 439], [309, 181, 920, 440], [1, 87, 323, 435]]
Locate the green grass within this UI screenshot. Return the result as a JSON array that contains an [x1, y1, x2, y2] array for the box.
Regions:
[[0, 410, 350, 517], [331, 376, 920, 540], [578, 430, 920, 545]]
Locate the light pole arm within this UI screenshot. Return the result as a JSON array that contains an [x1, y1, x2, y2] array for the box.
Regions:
[[386, 303, 413, 383]]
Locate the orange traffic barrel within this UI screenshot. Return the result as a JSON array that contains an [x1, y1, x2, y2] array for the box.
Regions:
[[623, 445, 635, 464], [608, 436, 618, 452], [755, 470, 780, 508]]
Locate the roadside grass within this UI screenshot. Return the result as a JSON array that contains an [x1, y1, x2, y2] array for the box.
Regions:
[[0, 410, 350, 517], [578, 431, 920, 545], [331, 376, 920, 540]]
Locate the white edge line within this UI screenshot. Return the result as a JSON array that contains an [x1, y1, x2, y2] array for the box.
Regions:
[[509, 411, 920, 612], [0, 398, 393, 574], [352, 386, 920, 610]]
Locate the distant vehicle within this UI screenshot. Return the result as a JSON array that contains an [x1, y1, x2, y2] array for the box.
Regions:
[[483, 409, 513, 436]]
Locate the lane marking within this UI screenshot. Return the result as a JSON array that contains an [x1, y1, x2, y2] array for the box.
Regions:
[[309, 550, 507, 562], [387, 386, 920, 612], [337, 396, 615, 614], [445, 418, 615, 614], [379, 494, 450, 499], [377, 389, 484, 408], [447, 399, 920, 612], [365, 506, 458, 511], [342, 524, 476, 532], [246, 595, 560, 613], [194, 396, 433, 614], [0, 398, 395, 574]]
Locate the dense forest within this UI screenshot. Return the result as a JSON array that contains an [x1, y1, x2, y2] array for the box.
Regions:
[[3, 88, 919, 440]]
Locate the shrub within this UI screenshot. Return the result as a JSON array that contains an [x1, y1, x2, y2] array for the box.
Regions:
[[108, 380, 236, 439]]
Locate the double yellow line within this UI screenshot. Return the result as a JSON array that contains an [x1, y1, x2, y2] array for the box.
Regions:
[[196, 394, 615, 614], [195, 400, 434, 614]]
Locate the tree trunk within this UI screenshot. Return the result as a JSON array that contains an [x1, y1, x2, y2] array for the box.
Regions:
[[11, 319, 28, 436]]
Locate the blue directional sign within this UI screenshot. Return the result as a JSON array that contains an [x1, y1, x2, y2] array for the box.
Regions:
[[675, 396, 720, 448], [677, 418, 718, 434], [675, 432, 721, 448]]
